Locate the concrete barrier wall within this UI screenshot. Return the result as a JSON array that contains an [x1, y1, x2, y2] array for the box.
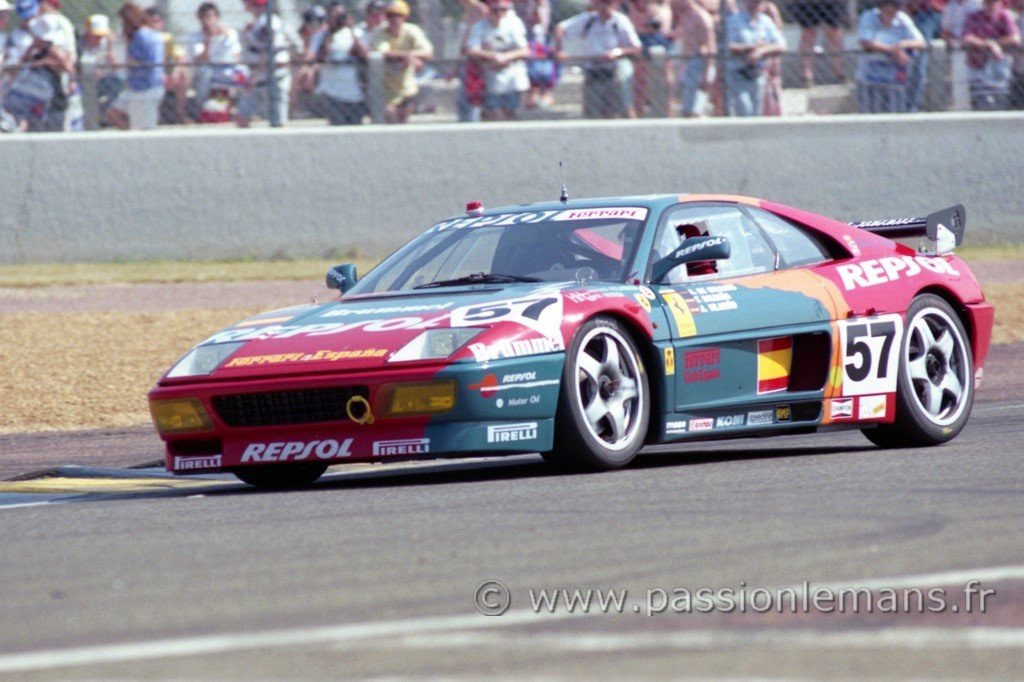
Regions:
[[1, 112, 1021, 264]]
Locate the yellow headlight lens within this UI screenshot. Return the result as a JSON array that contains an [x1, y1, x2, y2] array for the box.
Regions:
[[150, 398, 214, 434], [382, 381, 456, 416]]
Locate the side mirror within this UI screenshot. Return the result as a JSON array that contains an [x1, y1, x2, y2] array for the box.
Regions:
[[326, 263, 358, 293], [651, 235, 731, 283]]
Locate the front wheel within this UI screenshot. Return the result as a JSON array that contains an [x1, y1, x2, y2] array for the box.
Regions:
[[545, 317, 650, 470], [863, 294, 974, 448], [232, 462, 329, 489]]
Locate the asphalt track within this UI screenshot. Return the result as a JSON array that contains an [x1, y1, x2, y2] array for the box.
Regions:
[[0, 395, 1022, 678]]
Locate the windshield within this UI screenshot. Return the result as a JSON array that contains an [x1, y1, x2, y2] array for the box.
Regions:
[[349, 207, 648, 294]]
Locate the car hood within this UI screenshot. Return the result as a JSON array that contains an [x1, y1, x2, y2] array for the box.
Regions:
[[164, 283, 588, 382]]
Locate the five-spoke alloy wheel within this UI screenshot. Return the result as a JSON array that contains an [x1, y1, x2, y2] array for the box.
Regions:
[[547, 317, 650, 470], [864, 294, 974, 448]]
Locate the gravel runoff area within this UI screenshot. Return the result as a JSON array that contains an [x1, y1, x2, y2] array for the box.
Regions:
[[1, 260, 1022, 480]]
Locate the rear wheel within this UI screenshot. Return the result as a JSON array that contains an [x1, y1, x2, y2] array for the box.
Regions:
[[232, 462, 329, 489], [863, 295, 974, 448], [545, 317, 650, 470]]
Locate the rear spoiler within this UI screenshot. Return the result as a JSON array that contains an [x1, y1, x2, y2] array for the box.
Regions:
[[849, 205, 965, 254]]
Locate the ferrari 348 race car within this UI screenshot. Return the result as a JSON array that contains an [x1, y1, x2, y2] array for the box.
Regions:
[[149, 194, 993, 488]]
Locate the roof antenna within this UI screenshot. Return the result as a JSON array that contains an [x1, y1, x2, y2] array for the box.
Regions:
[[559, 161, 569, 204]]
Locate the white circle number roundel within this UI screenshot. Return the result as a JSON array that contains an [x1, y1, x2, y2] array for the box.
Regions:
[[839, 314, 904, 396]]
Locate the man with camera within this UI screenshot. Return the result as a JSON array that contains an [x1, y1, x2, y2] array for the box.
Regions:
[[308, 2, 368, 125], [724, 0, 786, 116], [554, 0, 643, 119]]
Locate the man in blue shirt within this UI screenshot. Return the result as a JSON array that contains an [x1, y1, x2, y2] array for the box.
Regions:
[[725, 0, 786, 116]]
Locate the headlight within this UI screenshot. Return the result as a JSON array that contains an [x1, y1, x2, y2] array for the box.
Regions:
[[166, 342, 246, 378], [150, 398, 214, 434], [388, 328, 484, 363]]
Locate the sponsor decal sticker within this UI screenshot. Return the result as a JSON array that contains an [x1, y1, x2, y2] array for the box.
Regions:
[[664, 347, 675, 376], [373, 438, 430, 456], [639, 286, 656, 301], [747, 410, 774, 426], [830, 398, 854, 419], [322, 302, 454, 317], [467, 336, 565, 362], [661, 291, 697, 338], [203, 314, 451, 345], [174, 455, 222, 471], [758, 337, 792, 394], [835, 256, 959, 291], [487, 422, 539, 443], [858, 394, 888, 420], [841, 234, 861, 257], [241, 438, 353, 463], [684, 347, 721, 383], [430, 207, 648, 232], [715, 414, 745, 428], [225, 348, 388, 367], [689, 418, 714, 432], [839, 314, 904, 396], [634, 293, 652, 313], [665, 420, 688, 434], [775, 405, 792, 422]]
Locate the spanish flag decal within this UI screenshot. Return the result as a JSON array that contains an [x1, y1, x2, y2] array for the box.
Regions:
[[758, 337, 792, 394]]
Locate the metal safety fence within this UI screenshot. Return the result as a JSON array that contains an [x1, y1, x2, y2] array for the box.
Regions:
[[2, 0, 1023, 132]]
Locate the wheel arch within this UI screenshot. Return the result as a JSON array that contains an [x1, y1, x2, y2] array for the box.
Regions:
[[913, 285, 975, 353], [577, 310, 665, 445]]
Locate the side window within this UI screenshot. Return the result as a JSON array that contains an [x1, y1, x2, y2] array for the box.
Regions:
[[651, 205, 775, 284], [747, 208, 831, 268]]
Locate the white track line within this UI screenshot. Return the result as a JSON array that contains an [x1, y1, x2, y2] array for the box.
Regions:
[[358, 627, 1024, 653], [1, 565, 1023, 673]]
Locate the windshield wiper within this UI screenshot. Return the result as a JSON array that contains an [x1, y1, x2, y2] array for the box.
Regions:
[[414, 272, 541, 289]]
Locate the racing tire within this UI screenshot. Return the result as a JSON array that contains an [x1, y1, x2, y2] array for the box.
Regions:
[[862, 295, 974, 448], [232, 462, 329, 489], [545, 317, 650, 470]]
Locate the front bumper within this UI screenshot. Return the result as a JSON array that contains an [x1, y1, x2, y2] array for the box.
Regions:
[[150, 354, 564, 473]]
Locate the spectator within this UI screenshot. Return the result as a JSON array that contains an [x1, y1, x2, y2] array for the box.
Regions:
[[513, 0, 550, 38], [309, 2, 368, 125], [908, 0, 946, 39], [145, 6, 190, 124], [627, 0, 673, 117], [554, 0, 643, 119], [856, 0, 925, 113], [357, 0, 388, 37], [524, 3, 559, 109], [465, 0, 530, 120], [3, 0, 75, 132], [188, 2, 243, 120], [370, 0, 434, 124], [962, 0, 1020, 108], [941, 0, 982, 41], [725, 0, 786, 116], [237, 0, 292, 127], [673, 0, 716, 117], [80, 14, 123, 123], [1010, 0, 1024, 107], [294, 5, 326, 109], [39, 1, 73, 61], [106, 2, 164, 130], [456, 0, 488, 121], [759, 0, 784, 115], [791, 0, 847, 86]]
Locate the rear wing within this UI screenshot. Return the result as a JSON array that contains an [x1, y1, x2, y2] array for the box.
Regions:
[[849, 205, 965, 255]]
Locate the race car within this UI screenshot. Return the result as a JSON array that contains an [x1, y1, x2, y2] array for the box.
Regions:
[[149, 194, 993, 488]]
